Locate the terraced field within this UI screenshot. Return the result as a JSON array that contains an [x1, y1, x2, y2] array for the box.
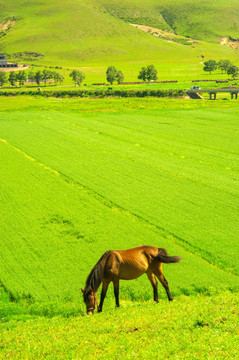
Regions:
[[0, 97, 238, 305]]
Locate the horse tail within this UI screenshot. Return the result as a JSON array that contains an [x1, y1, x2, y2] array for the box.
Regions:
[[154, 248, 181, 263]]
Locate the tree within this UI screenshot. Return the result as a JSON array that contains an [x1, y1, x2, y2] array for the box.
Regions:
[[203, 60, 217, 74], [227, 65, 239, 79], [69, 70, 85, 86], [146, 65, 158, 81], [0, 71, 8, 87], [138, 65, 158, 81], [116, 70, 124, 84], [42, 69, 51, 85], [35, 70, 43, 85], [17, 70, 27, 86], [28, 72, 36, 83], [217, 59, 232, 74], [8, 71, 17, 87], [106, 66, 118, 84], [53, 71, 64, 84], [138, 67, 147, 81]]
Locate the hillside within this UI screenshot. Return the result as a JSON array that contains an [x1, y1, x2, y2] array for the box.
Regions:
[[97, 0, 239, 43], [0, 96, 239, 360], [0, 96, 239, 303], [0, 0, 239, 68]]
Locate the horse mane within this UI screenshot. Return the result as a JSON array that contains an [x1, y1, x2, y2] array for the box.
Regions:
[[85, 250, 111, 293]]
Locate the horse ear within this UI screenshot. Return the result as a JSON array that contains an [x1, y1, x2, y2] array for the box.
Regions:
[[81, 288, 85, 293]]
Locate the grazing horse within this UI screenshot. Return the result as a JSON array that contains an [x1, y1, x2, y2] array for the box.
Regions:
[[82, 245, 181, 314]]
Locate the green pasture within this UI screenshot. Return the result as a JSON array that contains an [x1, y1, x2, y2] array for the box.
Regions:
[[1, 0, 239, 356], [0, 96, 239, 359], [0, 290, 238, 359], [0, 96, 238, 302]]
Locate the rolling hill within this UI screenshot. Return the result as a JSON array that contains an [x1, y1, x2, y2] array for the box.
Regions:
[[97, 0, 239, 42], [0, 0, 239, 69]]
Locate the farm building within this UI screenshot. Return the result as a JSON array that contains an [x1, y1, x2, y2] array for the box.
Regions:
[[0, 53, 18, 68]]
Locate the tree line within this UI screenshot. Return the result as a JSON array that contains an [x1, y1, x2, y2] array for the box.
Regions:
[[0, 69, 64, 87], [70, 61, 239, 85], [106, 65, 158, 84], [68, 65, 158, 86], [0, 65, 158, 87], [1, 60, 238, 88], [203, 59, 239, 78]]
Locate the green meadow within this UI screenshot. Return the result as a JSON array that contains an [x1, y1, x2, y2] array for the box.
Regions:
[[1, 290, 238, 359], [0, 96, 239, 357], [1, 0, 239, 357]]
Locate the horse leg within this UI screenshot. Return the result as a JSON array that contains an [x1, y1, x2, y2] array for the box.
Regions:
[[160, 276, 173, 301], [113, 279, 120, 307], [146, 270, 159, 302], [98, 280, 110, 312], [153, 265, 173, 301]]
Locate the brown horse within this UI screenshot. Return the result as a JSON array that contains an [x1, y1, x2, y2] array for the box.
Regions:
[[82, 245, 181, 314]]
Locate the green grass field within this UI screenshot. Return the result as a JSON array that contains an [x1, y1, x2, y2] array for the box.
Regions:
[[1, 1, 239, 357], [1, 290, 238, 359], [0, 96, 238, 358]]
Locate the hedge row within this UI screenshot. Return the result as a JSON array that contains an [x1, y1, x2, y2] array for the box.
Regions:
[[0, 88, 185, 98]]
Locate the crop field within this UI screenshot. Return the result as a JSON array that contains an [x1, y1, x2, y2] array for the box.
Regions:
[[0, 96, 239, 358]]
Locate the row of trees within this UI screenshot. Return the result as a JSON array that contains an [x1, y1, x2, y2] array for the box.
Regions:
[[0, 69, 64, 87], [203, 59, 239, 78], [0, 71, 26, 87], [68, 67, 124, 86], [68, 65, 158, 86], [105, 65, 158, 84], [2, 60, 237, 87]]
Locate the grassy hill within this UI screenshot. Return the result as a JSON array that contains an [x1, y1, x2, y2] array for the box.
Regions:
[[97, 0, 239, 42], [0, 0, 239, 72]]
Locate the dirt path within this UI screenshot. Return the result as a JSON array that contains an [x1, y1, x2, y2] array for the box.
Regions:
[[0, 18, 16, 32]]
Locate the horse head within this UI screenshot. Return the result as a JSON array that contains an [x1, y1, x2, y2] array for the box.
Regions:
[[81, 288, 98, 315]]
